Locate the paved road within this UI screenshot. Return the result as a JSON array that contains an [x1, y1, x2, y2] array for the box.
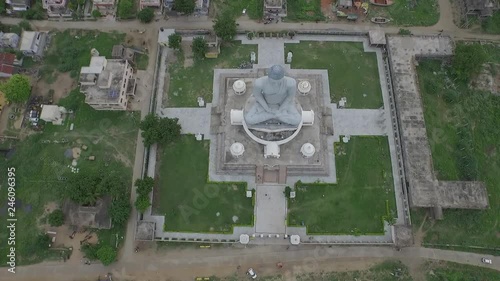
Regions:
[[4, 245, 499, 280]]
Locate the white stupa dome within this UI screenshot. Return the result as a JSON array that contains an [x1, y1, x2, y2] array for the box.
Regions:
[[230, 142, 245, 157], [298, 81, 311, 95], [300, 143, 315, 157], [233, 80, 246, 95]]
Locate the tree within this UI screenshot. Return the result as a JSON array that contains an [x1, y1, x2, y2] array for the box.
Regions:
[[23, 2, 45, 20], [283, 186, 291, 198], [96, 245, 117, 266], [138, 7, 155, 23], [65, 170, 123, 206], [47, 209, 65, 227], [168, 33, 182, 50], [192, 37, 207, 60], [139, 114, 181, 146], [173, 0, 195, 14], [452, 44, 487, 83], [135, 194, 151, 214], [135, 177, 154, 196], [0, 74, 31, 103], [91, 9, 102, 18], [213, 14, 237, 42], [109, 197, 131, 226], [117, 0, 134, 19]]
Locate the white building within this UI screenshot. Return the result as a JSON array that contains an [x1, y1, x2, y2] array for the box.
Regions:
[[19, 31, 48, 60], [40, 105, 67, 125], [79, 56, 136, 111], [0, 32, 20, 49]]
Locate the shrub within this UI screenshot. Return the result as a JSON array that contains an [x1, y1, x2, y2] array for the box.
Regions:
[[138, 7, 155, 23], [117, 0, 135, 19], [91, 9, 102, 18], [48, 209, 65, 227], [96, 245, 117, 265], [168, 33, 182, 50], [398, 29, 412, 35], [174, 0, 195, 14], [213, 14, 237, 41], [192, 37, 207, 60], [109, 197, 131, 226]]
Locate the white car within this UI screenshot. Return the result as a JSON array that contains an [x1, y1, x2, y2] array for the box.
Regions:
[[481, 258, 492, 264], [247, 268, 257, 279]]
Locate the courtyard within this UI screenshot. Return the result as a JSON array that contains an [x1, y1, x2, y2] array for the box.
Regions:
[[285, 41, 384, 108], [154, 135, 254, 233], [288, 137, 396, 234]]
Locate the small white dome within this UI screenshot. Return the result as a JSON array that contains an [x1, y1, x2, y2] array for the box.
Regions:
[[230, 142, 245, 157], [233, 80, 246, 95], [298, 81, 312, 95], [300, 143, 315, 157]]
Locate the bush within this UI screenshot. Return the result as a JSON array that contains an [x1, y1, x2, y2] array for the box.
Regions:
[[192, 37, 207, 60], [174, 0, 195, 14], [91, 9, 102, 18], [284, 186, 292, 198], [47, 209, 65, 227], [23, 2, 45, 20], [109, 197, 131, 226], [139, 114, 181, 146], [138, 7, 155, 23], [96, 245, 117, 265], [398, 29, 412, 35], [135, 194, 151, 214], [117, 0, 135, 19], [135, 177, 154, 196], [168, 33, 182, 50]]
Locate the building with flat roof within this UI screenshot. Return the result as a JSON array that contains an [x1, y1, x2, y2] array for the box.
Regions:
[[5, 0, 31, 13], [0, 53, 19, 78], [43, 0, 72, 17], [79, 56, 136, 111], [0, 32, 20, 49], [93, 0, 115, 14], [19, 31, 48, 60], [140, 0, 162, 10]]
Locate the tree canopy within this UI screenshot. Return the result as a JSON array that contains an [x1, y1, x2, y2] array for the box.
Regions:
[[0, 74, 32, 103], [109, 197, 131, 226], [213, 15, 237, 41], [91, 9, 102, 18], [168, 33, 182, 50], [135, 194, 151, 214], [139, 114, 181, 146], [48, 209, 65, 227], [138, 7, 155, 23], [135, 177, 154, 196], [452, 44, 487, 83], [96, 245, 117, 266], [192, 37, 207, 60], [173, 0, 195, 14], [117, 0, 134, 19], [65, 170, 125, 206]]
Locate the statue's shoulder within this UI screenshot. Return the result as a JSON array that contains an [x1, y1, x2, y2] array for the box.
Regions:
[[284, 76, 296, 87], [254, 77, 266, 86]]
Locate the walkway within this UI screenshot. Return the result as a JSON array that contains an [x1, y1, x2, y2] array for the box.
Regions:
[[255, 185, 287, 234], [332, 108, 387, 137]]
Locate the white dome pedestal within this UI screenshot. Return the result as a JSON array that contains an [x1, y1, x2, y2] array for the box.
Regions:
[[230, 142, 245, 158], [298, 80, 312, 95], [300, 143, 316, 158], [232, 80, 247, 96]]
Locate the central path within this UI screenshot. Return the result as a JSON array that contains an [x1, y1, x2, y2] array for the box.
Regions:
[[255, 184, 287, 234]]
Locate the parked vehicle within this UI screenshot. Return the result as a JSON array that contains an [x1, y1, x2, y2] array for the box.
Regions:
[[481, 258, 492, 264], [247, 268, 257, 279]]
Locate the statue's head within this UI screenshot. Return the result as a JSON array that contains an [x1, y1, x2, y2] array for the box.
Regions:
[[268, 65, 285, 81]]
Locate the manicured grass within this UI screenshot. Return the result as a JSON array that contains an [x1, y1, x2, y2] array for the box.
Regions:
[[285, 41, 383, 109], [167, 42, 257, 107], [43, 30, 125, 80], [288, 137, 396, 234], [0, 91, 139, 265], [211, 0, 263, 19], [416, 46, 500, 248], [155, 135, 253, 232], [296, 260, 412, 281], [369, 0, 439, 26], [286, 0, 325, 22], [135, 53, 149, 70], [425, 261, 500, 280]]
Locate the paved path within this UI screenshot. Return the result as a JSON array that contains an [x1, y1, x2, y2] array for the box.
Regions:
[[6, 245, 499, 280], [255, 185, 287, 234], [332, 108, 387, 137]]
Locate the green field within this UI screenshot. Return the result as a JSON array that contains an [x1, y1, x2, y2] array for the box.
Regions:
[[0, 90, 139, 265], [155, 135, 253, 232], [286, 0, 325, 22], [288, 137, 396, 234], [285, 41, 383, 109], [425, 261, 500, 280], [211, 0, 263, 19], [369, 0, 440, 26], [41, 30, 125, 82], [135, 53, 149, 70], [415, 46, 500, 248], [167, 42, 258, 107]]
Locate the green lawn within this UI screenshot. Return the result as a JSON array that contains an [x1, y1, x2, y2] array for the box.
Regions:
[[369, 0, 439, 26], [155, 135, 253, 232], [0, 90, 139, 265], [425, 261, 500, 280], [285, 41, 383, 108], [415, 46, 500, 248], [42, 30, 125, 81], [288, 137, 396, 234], [135, 53, 149, 70], [167, 42, 257, 107], [211, 0, 263, 19], [286, 0, 325, 22]]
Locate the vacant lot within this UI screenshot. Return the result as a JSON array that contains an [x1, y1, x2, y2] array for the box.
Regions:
[[211, 0, 263, 19], [425, 261, 500, 280], [155, 136, 253, 232], [285, 41, 383, 109], [0, 90, 139, 265], [416, 46, 500, 248], [369, 0, 439, 26], [288, 137, 396, 234], [286, 0, 325, 22], [167, 42, 257, 107]]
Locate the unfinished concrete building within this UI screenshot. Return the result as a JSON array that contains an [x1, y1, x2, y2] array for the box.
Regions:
[[386, 35, 489, 219], [79, 56, 136, 111], [264, 0, 287, 17]]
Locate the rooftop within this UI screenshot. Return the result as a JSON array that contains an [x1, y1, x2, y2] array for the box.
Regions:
[[135, 221, 156, 240], [387, 35, 489, 210], [265, 0, 282, 7], [63, 197, 112, 229], [19, 31, 36, 51], [0, 53, 16, 75]]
